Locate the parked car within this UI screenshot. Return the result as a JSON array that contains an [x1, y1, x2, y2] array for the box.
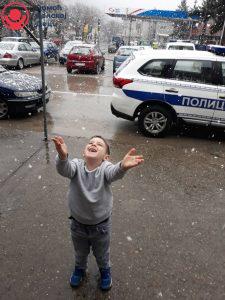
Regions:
[[113, 46, 144, 73], [0, 41, 40, 69], [0, 65, 51, 119], [166, 42, 195, 50], [59, 40, 83, 65], [111, 50, 225, 137], [43, 41, 59, 61], [108, 43, 117, 53], [30, 41, 40, 51], [2, 36, 32, 44], [67, 44, 105, 74], [206, 44, 225, 56]]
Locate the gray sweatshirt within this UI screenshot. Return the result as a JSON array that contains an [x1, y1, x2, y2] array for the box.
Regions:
[[56, 156, 126, 225]]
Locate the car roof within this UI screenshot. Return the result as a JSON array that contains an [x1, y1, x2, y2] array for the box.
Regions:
[[71, 43, 96, 48], [167, 42, 195, 47], [65, 40, 83, 44], [133, 49, 223, 61], [0, 41, 26, 45], [118, 46, 141, 50], [3, 36, 29, 39], [208, 44, 225, 48]]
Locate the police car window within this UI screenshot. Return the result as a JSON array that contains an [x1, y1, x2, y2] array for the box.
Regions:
[[139, 59, 173, 78], [221, 63, 225, 85], [171, 60, 213, 84]]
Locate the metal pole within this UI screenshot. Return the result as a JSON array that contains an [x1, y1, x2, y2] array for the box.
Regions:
[[128, 17, 132, 45], [38, 7, 48, 141], [219, 20, 225, 45]]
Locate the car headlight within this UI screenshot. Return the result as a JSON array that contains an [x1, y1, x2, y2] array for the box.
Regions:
[[14, 91, 39, 97]]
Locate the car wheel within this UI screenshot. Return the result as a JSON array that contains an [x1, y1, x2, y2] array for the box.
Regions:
[[0, 99, 8, 119], [94, 64, 100, 75], [17, 58, 24, 70], [138, 105, 172, 137], [67, 68, 72, 74]]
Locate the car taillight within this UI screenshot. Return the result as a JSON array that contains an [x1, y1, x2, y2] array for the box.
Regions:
[[113, 77, 133, 88], [3, 52, 12, 58]]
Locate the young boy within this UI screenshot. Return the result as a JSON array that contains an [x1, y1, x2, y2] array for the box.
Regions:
[[52, 135, 144, 290]]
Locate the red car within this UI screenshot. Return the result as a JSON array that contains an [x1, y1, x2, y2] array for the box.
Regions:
[[67, 44, 105, 74]]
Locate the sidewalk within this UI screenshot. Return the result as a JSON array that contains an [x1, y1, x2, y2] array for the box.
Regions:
[[1, 127, 225, 299]]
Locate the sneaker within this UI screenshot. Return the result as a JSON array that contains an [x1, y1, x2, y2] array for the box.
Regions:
[[70, 267, 86, 288], [100, 268, 112, 290]]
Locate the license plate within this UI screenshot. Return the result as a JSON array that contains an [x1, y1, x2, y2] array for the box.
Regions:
[[75, 63, 85, 66]]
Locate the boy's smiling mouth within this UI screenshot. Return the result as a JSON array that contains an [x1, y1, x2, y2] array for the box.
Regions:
[[88, 147, 97, 153]]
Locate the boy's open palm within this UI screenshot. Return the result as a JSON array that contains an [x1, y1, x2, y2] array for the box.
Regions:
[[122, 148, 144, 171], [52, 136, 68, 160]]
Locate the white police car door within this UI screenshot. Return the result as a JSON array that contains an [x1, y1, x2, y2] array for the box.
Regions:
[[164, 59, 216, 125], [211, 61, 225, 126]]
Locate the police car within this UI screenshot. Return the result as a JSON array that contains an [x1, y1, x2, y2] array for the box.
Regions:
[[111, 50, 225, 137]]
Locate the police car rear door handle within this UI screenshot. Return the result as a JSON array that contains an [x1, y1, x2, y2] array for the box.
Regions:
[[219, 95, 225, 99], [165, 88, 178, 93]]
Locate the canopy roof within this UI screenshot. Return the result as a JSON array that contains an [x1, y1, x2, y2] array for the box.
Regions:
[[106, 8, 199, 21]]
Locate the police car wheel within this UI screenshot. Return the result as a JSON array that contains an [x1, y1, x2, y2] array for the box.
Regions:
[[138, 106, 172, 137]]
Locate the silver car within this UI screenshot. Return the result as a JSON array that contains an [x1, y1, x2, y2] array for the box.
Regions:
[[0, 41, 40, 69], [59, 40, 84, 65]]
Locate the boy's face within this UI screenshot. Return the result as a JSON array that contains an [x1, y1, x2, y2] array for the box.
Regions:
[[83, 137, 109, 162]]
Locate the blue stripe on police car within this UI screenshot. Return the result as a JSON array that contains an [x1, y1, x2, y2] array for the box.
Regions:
[[123, 90, 225, 111]]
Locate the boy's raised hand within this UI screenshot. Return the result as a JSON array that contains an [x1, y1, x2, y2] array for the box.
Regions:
[[121, 148, 144, 171], [52, 136, 68, 160]]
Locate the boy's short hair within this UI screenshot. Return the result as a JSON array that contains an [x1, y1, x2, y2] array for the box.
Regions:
[[90, 135, 110, 155]]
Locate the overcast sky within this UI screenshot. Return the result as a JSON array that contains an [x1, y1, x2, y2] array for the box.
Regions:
[[63, 0, 203, 11]]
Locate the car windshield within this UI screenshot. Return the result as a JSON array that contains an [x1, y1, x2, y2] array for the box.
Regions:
[[70, 47, 91, 55], [168, 45, 194, 50], [64, 42, 81, 50], [117, 48, 138, 56], [0, 43, 15, 50]]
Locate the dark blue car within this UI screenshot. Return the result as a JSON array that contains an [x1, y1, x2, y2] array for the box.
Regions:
[[30, 41, 59, 61], [43, 41, 59, 61], [113, 46, 140, 73], [0, 65, 51, 119]]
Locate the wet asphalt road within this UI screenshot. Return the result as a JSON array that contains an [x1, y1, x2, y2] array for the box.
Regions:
[[1, 60, 225, 299]]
